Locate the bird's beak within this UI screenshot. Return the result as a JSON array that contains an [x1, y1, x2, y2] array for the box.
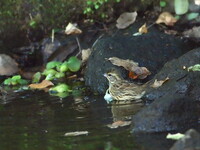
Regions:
[[103, 73, 107, 77]]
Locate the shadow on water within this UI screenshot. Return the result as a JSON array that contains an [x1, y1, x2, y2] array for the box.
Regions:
[[0, 91, 174, 150]]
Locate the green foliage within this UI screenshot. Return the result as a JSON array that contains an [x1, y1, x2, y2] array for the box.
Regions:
[[67, 56, 81, 72], [188, 64, 200, 72], [174, 0, 189, 15], [32, 72, 42, 83], [187, 13, 199, 20], [160, 1, 167, 7], [83, 0, 121, 21], [43, 56, 81, 81], [3, 75, 28, 86]]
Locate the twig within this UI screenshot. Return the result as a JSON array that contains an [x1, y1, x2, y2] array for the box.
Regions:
[[75, 37, 82, 57]]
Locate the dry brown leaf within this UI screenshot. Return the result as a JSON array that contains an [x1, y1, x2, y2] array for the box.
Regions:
[[116, 12, 137, 29], [81, 48, 91, 63], [108, 57, 151, 79], [65, 22, 82, 35], [29, 80, 54, 89], [139, 23, 148, 34], [107, 120, 131, 129], [151, 77, 169, 88], [156, 12, 177, 26]]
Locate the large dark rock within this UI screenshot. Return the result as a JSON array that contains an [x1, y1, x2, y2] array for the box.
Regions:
[[132, 48, 200, 133], [84, 22, 193, 94], [170, 129, 200, 150]]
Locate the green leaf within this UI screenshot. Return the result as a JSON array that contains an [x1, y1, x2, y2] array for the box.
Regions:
[[87, 0, 93, 5], [160, 1, 167, 7], [45, 74, 55, 80], [57, 61, 68, 72], [32, 72, 42, 83], [50, 84, 71, 93], [3, 78, 12, 85], [174, 0, 189, 15], [46, 61, 62, 69], [18, 79, 28, 85], [12, 75, 21, 81], [55, 72, 65, 78], [188, 64, 200, 71], [42, 69, 57, 76], [166, 133, 185, 140], [187, 13, 199, 20], [67, 56, 81, 72], [50, 92, 69, 98], [94, 4, 100, 9]]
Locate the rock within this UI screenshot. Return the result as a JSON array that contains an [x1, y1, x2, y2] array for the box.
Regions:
[[170, 129, 200, 150], [84, 22, 193, 94], [41, 35, 78, 63], [0, 54, 18, 76], [132, 48, 200, 133]]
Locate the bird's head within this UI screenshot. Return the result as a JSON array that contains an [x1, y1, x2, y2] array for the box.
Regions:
[[103, 71, 122, 83]]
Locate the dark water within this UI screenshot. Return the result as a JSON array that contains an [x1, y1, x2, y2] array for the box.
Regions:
[[0, 91, 173, 150]]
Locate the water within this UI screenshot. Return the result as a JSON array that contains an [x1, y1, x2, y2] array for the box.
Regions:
[[0, 90, 172, 150]]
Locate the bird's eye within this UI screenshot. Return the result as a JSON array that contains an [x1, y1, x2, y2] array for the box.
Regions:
[[108, 73, 112, 76]]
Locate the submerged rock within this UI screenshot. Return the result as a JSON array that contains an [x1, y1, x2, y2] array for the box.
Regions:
[[170, 129, 200, 150], [84, 22, 193, 94], [132, 47, 200, 133]]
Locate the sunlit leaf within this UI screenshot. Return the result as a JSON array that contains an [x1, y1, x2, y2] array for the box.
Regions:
[[64, 131, 89, 136], [3, 78, 12, 85], [46, 61, 62, 69], [116, 12, 137, 29], [49, 84, 71, 93], [32, 72, 42, 83], [55, 72, 65, 78], [29, 80, 54, 89], [12, 75, 21, 80], [166, 133, 185, 140], [67, 56, 81, 72], [42, 69, 57, 76], [59, 62, 68, 72], [65, 23, 82, 35], [138, 23, 148, 34], [151, 77, 169, 88], [187, 64, 200, 71], [156, 12, 177, 26], [174, 0, 189, 15], [50, 92, 69, 98]]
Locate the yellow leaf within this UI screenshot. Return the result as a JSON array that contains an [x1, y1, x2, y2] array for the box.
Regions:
[[65, 23, 82, 35], [138, 23, 148, 34], [29, 80, 54, 89], [151, 77, 169, 88], [156, 12, 177, 26]]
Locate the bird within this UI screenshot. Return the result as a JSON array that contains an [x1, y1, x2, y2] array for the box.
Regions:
[[104, 71, 146, 103]]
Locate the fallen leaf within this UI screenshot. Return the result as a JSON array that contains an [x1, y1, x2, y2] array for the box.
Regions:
[[65, 23, 82, 35], [166, 133, 185, 140], [187, 64, 200, 72], [29, 80, 54, 89], [108, 57, 151, 79], [64, 131, 89, 136], [81, 48, 91, 63], [138, 23, 148, 34], [156, 12, 177, 26], [116, 12, 137, 29], [151, 77, 169, 88], [107, 120, 131, 129]]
